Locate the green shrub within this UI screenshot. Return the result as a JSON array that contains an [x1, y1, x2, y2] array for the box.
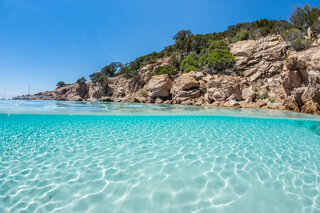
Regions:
[[189, 33, 222, 54], [281, 28, 304, 41], [148, 58, 157, 64], [269, 99, 276, 103], [199, 40, 235, 72], [256, 91, 269, 99], [207, 40, 229, 50], [222, 19, 292, 41], [180, 53, 201, 72], [89, 72, 108, 85], [169, 52, 182, 68], [248, 29, 264, 40], [101, 62, 122, 77], [56, 81, 66, 88], [173, 30, 193, 53], [160, 45, 175, 57], [290, 4, 320, 32], [200, 49, 235, 72], [76, 77, 86, 85], [119, 52, 163, 80], [138, 88, 149, 97], [231, 30, 249, 43], [153, 66, 177, 76], [121, 66, 140, 81], [291, 39, 312, 51], [313, 20, 320, 34], [281, 28, 312, 51]]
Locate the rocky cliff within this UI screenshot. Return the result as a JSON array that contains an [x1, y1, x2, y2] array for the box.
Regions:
[[19, 35, 320, 114]]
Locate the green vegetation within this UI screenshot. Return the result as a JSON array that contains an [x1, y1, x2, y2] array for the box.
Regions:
[[256, 91, 269, 100], [173, 30, 193, 54], [152, 66, 177, 76], [119, 52, 165, 80], [179, 40, 235, 73], [291, 39, 313, 51], [231, 30, 249, 43], [200, 40, 235, 72], [285, 5, 320, 51], [281, 28, 305, 41], [101, 62, 123, 77], [290, 5, 320, 32], [89, 62, 123, 85], [206, 40, 229, 50], [269, 99, 276, 103], [281, 28, 312, 51], [58, 4, 319, 85], [180, 53, 200, 72], [222, 19, 293, 40], [89, 72, 109, 85], [138, 88, 149, 97], [76, 77, 86, 85], [56, 81, 66, 88], [201, 49, 235, 72]]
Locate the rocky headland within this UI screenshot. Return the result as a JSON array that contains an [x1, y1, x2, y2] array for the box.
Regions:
[[15, 4, 320, 114], [16, 34, 320, 114]]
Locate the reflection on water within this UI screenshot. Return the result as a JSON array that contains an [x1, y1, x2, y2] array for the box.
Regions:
[[0, 100, 320, 120]]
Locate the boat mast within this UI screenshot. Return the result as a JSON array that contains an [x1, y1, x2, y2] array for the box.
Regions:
[[28, 84, 30, 95]]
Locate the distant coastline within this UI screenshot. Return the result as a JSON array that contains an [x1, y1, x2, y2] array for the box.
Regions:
[[15, 5, 320, 114]]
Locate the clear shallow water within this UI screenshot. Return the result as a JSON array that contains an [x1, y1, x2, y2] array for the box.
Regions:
[[1, 100, 320, 120], [0, 101, 320, 213]]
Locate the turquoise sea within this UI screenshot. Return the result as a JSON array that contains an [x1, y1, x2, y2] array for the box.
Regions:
[[0, 100, 320, 213]]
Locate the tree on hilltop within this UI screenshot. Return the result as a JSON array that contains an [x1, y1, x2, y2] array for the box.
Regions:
[[76, 77, 87, 85], [290, 4, 320, 32], [56, 81, 66, 88]]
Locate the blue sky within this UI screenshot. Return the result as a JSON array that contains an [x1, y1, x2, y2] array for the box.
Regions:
[[0, 0, 319, 97]]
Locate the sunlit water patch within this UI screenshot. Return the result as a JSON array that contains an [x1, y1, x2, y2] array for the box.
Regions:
[[0, 101, 320, 212]]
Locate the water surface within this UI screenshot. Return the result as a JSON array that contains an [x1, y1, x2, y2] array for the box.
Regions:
[[0, 100, 319, 213], [1, 100, 320, 120]]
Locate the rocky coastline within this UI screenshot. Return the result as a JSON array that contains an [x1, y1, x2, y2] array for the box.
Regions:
[[15, 35, 320, 114]]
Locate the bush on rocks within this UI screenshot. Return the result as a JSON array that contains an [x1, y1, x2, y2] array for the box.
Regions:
[[152, 66, 177, 76], [231, 30, 249, 43], [180, 53, 201, 73], [281, 28, 312, 51]]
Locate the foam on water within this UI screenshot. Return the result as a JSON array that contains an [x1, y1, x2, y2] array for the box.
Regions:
[[0, 101, 320, 212]]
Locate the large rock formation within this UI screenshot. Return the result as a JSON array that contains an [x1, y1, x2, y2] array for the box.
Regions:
[[205, 75, 243, 103], [18, 35, 320, 114], [282, 47, 320, 113], [170, 72, 200, 104], [144, 74, 172, 99]]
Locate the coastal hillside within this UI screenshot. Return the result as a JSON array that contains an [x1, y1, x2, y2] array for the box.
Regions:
[[18, 5, 320, 114]]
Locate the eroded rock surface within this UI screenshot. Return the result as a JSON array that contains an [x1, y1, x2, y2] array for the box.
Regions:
[[145, 74, 172, 99]]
